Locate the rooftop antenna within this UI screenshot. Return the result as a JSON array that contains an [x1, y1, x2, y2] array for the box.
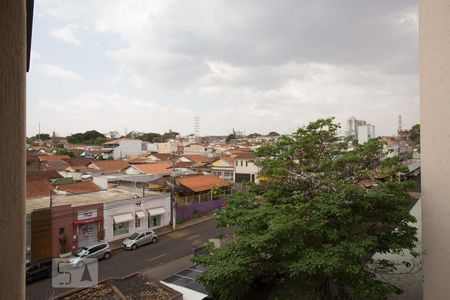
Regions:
[[398, 115, 402, 132]]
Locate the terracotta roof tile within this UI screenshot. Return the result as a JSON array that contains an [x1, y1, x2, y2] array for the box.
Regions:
[[89, 160, 130, 173], [53, 182, 101, 194], [132, 162, 172, 175], [176, 174, 230, 192], [180, 155, 214, 163], [37, 155, 71, 162]]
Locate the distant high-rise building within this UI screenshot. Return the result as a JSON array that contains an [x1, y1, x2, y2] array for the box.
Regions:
[[345, 116, 376, 144]]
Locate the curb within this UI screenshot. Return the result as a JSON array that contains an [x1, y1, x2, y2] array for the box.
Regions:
[[110, 214, 215, 251]]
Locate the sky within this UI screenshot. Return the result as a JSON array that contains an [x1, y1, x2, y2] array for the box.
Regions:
[[27, 0, 419, 138]]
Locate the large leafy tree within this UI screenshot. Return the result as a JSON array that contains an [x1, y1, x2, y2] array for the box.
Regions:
[[67, 130, 106, 144], [410, 124, 420, 146], [194, 118, 417, 299]]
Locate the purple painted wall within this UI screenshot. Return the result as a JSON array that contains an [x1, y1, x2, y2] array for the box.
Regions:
[[176, 199, 225, 220]]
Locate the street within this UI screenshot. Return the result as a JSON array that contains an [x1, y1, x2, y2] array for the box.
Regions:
[[26, 219, 229, 300]]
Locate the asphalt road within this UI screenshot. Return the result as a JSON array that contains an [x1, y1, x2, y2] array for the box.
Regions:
[[26, 219, 229, 300]]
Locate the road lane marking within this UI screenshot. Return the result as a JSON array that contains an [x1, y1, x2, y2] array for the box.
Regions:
[[147, 253, 166, 262]]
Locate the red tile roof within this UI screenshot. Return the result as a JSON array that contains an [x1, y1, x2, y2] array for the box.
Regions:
[[176, 174, 230, 192], [180, 155, 214, 163], [132, 162, 173, 175], [53, 182, 101, 194], [26, 170, 62, 198], [62, 157, 95, 168], [89, 160, 130, 173], [233, 152, 256, 159], [37, 155, 71, 162]]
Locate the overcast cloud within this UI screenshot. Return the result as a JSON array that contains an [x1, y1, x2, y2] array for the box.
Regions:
[[27, 0, 419, 137]]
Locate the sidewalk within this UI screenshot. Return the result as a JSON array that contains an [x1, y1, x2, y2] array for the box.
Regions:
[[109, 214, 215, 250]]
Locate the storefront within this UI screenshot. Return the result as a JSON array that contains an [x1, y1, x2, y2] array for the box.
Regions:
[[104, 193, 171, 242], [147, 207, 166, 228], [73, 204, 104, 248]]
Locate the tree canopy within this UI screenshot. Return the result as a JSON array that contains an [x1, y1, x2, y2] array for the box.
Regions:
[[247, 133, 262, 138], [268, 131, 280, 137], [161, 131, 179, 142], [225, 133, 236, 143], [54, 149, 75, 157], [410, 124, 420, 146], [67, 130, 106, 145], [194, 118, 417, 299], [140, 132, 162, 143]]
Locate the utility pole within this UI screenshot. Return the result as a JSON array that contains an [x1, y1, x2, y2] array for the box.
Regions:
[[170, 151, 177, 230]]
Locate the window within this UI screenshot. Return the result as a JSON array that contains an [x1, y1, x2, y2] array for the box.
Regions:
[[148, 215, 161, 228], [59, 228, 65, 235], [89, 245, 104, 253], [241, 160, 243, 166], [236, 160, 238, 166], [246, 161, 248, 167], [135, 214, 141, 228], [113, 222, 129, 236]]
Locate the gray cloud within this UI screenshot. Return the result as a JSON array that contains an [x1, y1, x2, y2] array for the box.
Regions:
[[31, 0, 419, 136]]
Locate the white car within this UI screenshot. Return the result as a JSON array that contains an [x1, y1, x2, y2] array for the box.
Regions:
[[122, 231, 158, 250], [68, 242, 111, 268]]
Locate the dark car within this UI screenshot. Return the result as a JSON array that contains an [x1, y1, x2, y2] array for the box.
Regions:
[[26, 258, 52, 284]]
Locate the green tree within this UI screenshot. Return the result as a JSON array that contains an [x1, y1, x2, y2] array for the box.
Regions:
[[247, 133, 262, 138], [94, 136, 107, 145], [54, 149, 75, 157], [67, 130, 106, 144], [225, 133, 236, 143], [140, 132, 162, 143], [268, 131, 280, 137], [194, 118, 417, 299], [161, 130, 179, 142], [410, 124, 420, 146]]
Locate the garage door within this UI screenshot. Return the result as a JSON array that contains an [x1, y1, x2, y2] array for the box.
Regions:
[[78, 222, 98, 248]]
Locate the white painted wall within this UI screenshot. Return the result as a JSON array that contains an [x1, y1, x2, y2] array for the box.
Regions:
[[103, 194, 171, 242], [113, 140, 144, 160]]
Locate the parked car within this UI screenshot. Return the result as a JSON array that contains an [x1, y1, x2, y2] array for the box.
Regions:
[[26, 258, 52, 284], [122, 231, 158, 250], [68, 242, 111, 268]]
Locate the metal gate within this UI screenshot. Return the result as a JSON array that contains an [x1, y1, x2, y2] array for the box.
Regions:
[[77, 222, 98, 248]]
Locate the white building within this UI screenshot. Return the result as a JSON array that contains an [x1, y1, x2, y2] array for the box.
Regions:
[[104, 193, 171, 242], [346, 116, 376, 144], [234, 153, 260, 183], [104, 138, 145, 160]]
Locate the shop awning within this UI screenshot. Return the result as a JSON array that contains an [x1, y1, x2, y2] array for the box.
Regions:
[[147, 207, 166, 216], [112, 213, 134, 224], [74, 216, 103, 225], [135, 211, 145, 219]]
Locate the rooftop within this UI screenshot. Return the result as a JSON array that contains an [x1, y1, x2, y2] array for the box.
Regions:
[[53, 273, 182, 300], [26, 186, 167, 213], [176, 174, 230, 193]]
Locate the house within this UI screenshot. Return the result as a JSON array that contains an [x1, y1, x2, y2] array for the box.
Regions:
[[104, 138, 145, 160], [79, 149, 113, 159], [26, 170, 62, 199], [182, 143, 216, 156], [62, 157, 95, 172], [211, 156, 235, 181], [88, 160, 130, 174], [125, 162, 173, 176], [146, 153, 176, 162], [233, 152, 260, 183], [157, 141, 183, 154], [176, 174, 230, 195]]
